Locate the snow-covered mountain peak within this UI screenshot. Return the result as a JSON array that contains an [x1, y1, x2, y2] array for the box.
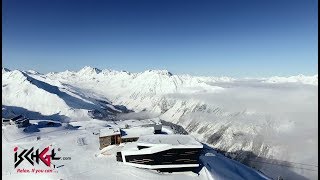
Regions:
[[3, 69, 28, 82], [101, 69, 112, 74], [25, 70, 41, 75], [143, 69, 173, 76], [78, 66, 102, 75], [100, 69, 132, 76], [2, 67, 10, 73], [120, 70, 131, 74], [2, 67, 318, 179]]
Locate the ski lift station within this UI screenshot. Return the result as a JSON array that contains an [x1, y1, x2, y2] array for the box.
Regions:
[[117, 134, 203, 171]]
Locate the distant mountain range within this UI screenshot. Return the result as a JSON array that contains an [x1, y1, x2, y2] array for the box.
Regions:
[[2, 66, 318, 179]]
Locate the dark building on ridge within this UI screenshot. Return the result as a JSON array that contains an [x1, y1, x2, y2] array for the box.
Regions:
[[117, 134, 203, 171]]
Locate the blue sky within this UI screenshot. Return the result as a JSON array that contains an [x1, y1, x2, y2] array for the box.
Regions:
[[2, 0, 318, 77]]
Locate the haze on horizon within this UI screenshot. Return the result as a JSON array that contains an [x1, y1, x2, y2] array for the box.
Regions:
[[2, 0, 318, 77]]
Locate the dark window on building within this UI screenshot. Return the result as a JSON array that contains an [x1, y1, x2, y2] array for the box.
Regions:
[[125, 148, 201, 165], [137, 146, 150, 150]]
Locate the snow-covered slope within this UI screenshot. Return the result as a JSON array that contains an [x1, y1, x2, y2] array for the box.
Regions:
[[2, 66, 318, 179], [2, 118, 270, 180], [2, 69, 128, 121], [2, 67, 10, 73]]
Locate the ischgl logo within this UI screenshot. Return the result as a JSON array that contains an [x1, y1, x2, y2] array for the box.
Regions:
[[14, 146, 61, 168]]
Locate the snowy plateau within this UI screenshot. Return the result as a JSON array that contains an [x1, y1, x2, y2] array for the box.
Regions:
[[2, 66, 318, 180]]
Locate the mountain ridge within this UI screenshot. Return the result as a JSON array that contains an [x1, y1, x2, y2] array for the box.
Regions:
[[2, 66, 318, 179], [3, 66, 317, 85]]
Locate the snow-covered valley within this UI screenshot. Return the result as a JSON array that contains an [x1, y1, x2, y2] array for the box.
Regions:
[[2, 66, 318, 180]]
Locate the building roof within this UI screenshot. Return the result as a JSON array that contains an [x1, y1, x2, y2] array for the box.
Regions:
[[120, 127, 154, 139], [137, 134, 203, 148], [121, 135, 203, 158], [99, 127, 120, 137]]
